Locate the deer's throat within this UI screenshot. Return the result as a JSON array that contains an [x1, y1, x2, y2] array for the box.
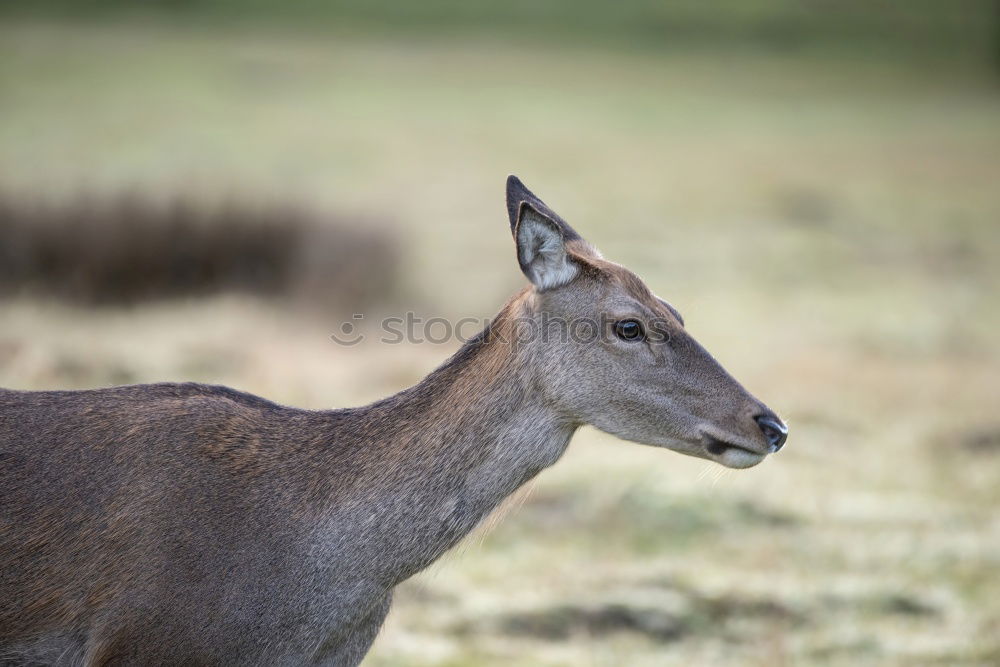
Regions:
[[332, 320, 575, 583]]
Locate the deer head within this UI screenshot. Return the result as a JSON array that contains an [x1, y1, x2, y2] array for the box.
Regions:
[[506, 175, 787, 469]]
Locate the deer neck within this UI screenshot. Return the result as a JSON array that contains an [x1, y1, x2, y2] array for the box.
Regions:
[[331, 296, 577, 581]]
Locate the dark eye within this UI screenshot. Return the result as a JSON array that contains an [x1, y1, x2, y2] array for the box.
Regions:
[[614, 319, 644, 341]]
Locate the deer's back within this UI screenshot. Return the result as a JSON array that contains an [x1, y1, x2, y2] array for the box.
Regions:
[[0, 383, 359, 663]]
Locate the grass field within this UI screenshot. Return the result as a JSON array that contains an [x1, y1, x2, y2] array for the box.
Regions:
[[1, 18, 999, 665]]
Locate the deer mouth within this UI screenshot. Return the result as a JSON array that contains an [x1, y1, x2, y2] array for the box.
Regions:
[[702, 435, 767, 469]]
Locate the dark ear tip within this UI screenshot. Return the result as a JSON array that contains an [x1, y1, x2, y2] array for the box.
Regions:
[[504, 174, 584, 244], [506, 174, 530, 233], [506, 174, 526, 199]]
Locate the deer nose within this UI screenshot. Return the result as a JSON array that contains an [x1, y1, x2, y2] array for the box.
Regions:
[[755, 415, 788, 452]]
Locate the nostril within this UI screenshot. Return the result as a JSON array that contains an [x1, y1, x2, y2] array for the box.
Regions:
[[755, 415, 788, 452]]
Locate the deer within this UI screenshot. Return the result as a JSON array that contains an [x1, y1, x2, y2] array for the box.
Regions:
[[0, 176, 787, 666]]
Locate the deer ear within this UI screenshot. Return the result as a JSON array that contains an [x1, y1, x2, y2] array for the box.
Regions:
[[513, 202, 578, 290], [506, 174, 583, 241]]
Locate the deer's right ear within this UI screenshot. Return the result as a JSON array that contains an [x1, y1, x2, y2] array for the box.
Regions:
[[506, 175, 582, 290], [505, 175, 582, 241], [513, 203, 577, 291]]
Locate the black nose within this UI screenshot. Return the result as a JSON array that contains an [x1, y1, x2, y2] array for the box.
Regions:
[[755, 415, 788, 452]]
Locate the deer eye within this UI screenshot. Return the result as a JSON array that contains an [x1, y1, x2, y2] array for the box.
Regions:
[[614, 319, 644, 341]]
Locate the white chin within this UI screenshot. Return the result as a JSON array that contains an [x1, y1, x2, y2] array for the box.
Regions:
[[714, 447, 766, 469]]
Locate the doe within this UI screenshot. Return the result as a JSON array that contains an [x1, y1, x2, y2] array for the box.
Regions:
[[0, 176, 787, 666]]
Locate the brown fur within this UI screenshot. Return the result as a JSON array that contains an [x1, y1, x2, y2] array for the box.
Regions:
[[0, 176, 785, 666]]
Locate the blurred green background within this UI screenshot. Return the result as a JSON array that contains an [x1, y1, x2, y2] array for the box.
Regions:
[[1, 2, 999, 665]]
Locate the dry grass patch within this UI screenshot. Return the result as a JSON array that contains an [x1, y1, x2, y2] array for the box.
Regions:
[[0, 190, 401, 312]]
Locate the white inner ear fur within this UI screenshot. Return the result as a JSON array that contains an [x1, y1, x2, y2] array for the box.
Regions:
[[517, 211, 578, 290]]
